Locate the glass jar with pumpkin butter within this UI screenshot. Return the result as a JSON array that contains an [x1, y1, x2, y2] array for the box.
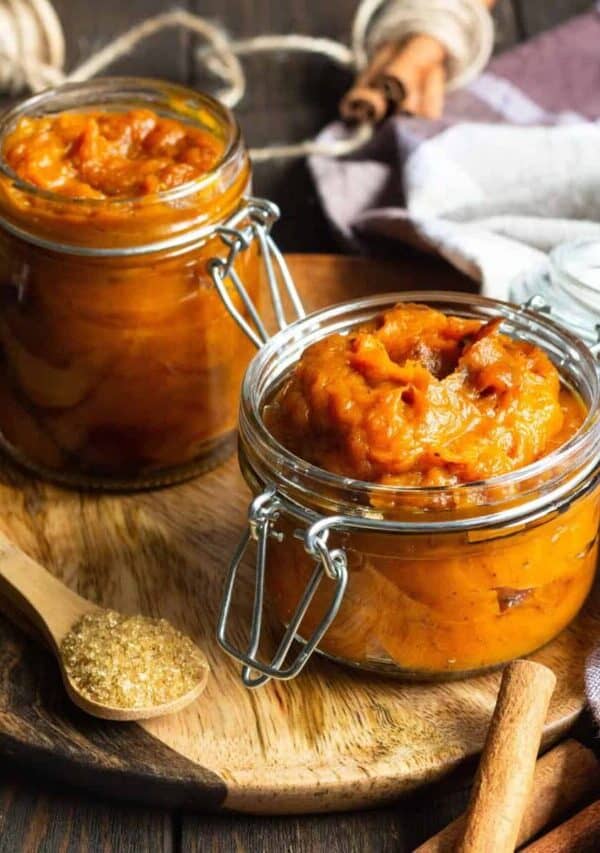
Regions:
[[218, 292, 600, 685], [0, 78, 274, 487]]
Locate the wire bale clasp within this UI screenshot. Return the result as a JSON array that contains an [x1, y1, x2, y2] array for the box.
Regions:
[[208, 197, 305, 348], [209, 199, 350, 688]]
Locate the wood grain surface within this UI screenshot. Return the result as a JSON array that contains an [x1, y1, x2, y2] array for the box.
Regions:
[[0, 771, 171, 853], [1, 1, 598, 848], [0, 255, 597, 816]]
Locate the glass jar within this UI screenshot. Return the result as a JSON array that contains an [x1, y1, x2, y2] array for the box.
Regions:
[[218, 292, 600, 686], [510, 239, 600, 349], [0, 78, 270, 488]]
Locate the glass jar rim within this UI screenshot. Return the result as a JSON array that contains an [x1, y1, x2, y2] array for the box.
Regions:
[[0, 76, 242, 208], [239, 290, 600, 527], [549, 239, 600, 314]]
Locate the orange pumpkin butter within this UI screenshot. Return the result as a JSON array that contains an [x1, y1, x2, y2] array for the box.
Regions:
[[3, 109, 223, 199], [265, 303, 583, 487], [263, 304, 597, 675], [0, 104, 257, 483]]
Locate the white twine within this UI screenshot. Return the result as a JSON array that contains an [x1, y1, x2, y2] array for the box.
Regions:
[[0, 0, 64, 91], [353, 0, 494, 90], [0, 0, 494, 160]]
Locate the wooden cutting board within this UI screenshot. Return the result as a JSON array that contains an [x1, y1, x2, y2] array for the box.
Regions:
[[0, 254, 597, 815]]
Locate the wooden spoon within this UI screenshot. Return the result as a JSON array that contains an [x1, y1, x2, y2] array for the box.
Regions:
[[0, 529, 209, 721]]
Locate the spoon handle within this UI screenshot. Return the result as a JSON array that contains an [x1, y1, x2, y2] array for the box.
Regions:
[[0, 529, 92, 648]]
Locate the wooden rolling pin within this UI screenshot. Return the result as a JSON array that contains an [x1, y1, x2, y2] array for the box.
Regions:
[[456, 659, 557, 853]]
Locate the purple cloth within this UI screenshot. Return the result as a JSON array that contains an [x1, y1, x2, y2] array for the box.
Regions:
[[311, 8, 600, 722], [310, 8, 600, 300]]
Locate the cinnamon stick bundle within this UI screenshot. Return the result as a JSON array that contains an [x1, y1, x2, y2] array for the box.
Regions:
[[521, 800, 600, 852], [456, 659, 557, 853], [372, 34, 447, 118], [339, 40, 400, 123], [340, 0, 498, 122], [415, 739, 600, 852]]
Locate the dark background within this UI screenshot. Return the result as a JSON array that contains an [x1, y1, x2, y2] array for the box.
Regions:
[[1, 1, 597, 851], [51, 0, 593, 253]]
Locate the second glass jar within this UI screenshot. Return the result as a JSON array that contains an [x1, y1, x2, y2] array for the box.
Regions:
[[226, 292, 600, 682]]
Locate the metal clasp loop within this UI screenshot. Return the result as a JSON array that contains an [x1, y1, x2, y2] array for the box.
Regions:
[[217, 487, 348, 688], [519, 294, 600, 361], [589, 320, 600, 359], [208, 197, 305, 349]]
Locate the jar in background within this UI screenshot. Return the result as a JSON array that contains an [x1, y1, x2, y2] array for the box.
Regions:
[[510, 239, 600, 349], [219, 292, 600, 686], [0, 78, 263, 488]]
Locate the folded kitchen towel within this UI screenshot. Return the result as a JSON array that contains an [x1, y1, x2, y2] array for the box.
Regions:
[[586, 646, 600, 723], [309, 6, 600, 300], [311, 7, 600, 725]]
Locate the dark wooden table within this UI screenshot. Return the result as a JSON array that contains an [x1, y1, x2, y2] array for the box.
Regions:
[[0, 1, 597, 850]]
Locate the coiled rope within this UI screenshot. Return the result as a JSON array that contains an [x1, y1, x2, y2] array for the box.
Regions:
[[0, 0, 494, 160]]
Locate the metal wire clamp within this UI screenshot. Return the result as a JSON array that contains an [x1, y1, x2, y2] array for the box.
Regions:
[[520, 294, 600, 359], [216, 487, 348, 688], [209, 197, 347, 687], [208, 196, 305, 348]]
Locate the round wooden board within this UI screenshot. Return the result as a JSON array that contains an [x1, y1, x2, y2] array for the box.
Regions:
[[0, 254, 598, 815]]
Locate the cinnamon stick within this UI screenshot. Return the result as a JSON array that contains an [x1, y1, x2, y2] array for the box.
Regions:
[[339, 0, 499, 122], [415, 739, 600, 852], [521, 800, 600, 852], [339, 85, 389, 124], [339, 41, 400, 123], [372, 33, 446, 113], [456, 659, 557, 853], [420, 64, 446, 119]]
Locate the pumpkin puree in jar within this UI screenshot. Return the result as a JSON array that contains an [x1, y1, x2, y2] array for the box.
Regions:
[[264, 304, 598, 674], [3, 109, 223, 198], [0, 107, 257, 481], [265, 303, 584, 486]]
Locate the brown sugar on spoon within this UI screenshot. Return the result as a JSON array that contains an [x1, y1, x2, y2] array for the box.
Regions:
[[0, 528, 209, 721], [61, 610, 207, 711]]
